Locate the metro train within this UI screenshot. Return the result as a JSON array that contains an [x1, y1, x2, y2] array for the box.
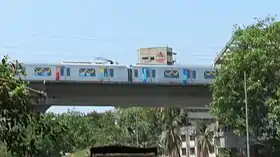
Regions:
[[18, 62, 216, 85]]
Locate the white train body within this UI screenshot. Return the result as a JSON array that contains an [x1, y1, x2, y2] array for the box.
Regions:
[[21, 63, 129, 83], [58, 64, 128, 83], [130, 65, 215, 85], [18, 63, 215, 85]]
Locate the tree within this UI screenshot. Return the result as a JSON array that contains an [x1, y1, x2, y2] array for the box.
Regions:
[[0, 55, 70, 157], [210, 16, 280, 138], [216, 148, 231, 157], [57, 111, 95, 152], [194, 121, 215, 157], [157, 108, 188, 157], [0, 55, 44, 156], [210, 16, 280, 156], [115, 107, 163, 148], [21, 113, 68, 157], [89, 110, 126, 146]]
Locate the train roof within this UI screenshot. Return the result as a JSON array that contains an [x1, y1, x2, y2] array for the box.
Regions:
[[22, 63, 128, 67], [131, 64, 214, 68], [20, 63, 214, 69]]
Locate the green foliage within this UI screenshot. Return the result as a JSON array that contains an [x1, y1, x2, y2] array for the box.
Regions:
[[0, 55, 189, 156], [88, 110, 125, 146], [157, 108, 188, 157], [210, 16, 280, 139], [194, 121, 215, 157], [216, 148, 231, 157], [0, 55, 39, 156], [19, 113, 68, 157], [115, 107, 163, 147], [0, 55, 71, 157]]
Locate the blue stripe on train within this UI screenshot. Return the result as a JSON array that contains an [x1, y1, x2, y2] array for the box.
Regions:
[[183, 68, 188, 84], [141, 68, 147, 84], [99, 68, 104, 80]]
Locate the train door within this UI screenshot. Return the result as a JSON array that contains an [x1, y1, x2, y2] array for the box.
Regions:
[[141, 67, 156, 83], [58, 66, 71, 81], [182, 68, 197, 84], [101, 67, 110, 81], [99, 67, 114, 82]]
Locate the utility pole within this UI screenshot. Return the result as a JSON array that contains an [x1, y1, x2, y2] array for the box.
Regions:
[[244, 71, 250, 157], [135, 106, 139, 147]]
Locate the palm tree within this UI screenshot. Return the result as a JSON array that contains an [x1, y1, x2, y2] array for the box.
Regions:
[[157, 108, 188, 157], [194, 121, 215, 157]]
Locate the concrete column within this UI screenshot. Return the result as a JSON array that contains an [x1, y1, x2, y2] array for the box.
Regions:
[[32, 105, 52, 113]]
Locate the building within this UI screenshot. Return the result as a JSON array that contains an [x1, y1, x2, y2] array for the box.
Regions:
[[137, 46, 175, 65], [178, 108, 245, 157]]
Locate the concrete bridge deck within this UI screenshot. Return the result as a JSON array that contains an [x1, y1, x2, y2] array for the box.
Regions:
[[30, 81, 212, 112]]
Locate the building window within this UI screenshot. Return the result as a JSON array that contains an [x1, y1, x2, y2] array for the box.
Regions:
[[109, 69, 114, 77], [181, 135, 186, 142], [167, 52, 172, 56], [181, 148, 186, 155], [142, 56, 149, 60], [134, 69, 138, 77], [190, 135, 195, 141], [190, 148, 195, 155], [167, 61, 173, 65]]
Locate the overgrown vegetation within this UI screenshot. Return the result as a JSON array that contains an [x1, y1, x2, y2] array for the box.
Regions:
[[4, 15, 280, 157], [211, 16, 280, 156], [0, 58, 188, 157]]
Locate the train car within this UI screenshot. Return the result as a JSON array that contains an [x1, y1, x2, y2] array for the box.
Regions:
[[19, 62, 129, 83], [18, 62, 215, 85], [131, 64, 215, 85], [58, 62, 129, 83], [130, 64, 192, 85]]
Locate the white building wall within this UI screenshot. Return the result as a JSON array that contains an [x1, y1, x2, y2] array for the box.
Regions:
[[177, 110, 245, 157]]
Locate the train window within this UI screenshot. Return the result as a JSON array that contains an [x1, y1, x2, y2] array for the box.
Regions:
[[109, 69, 114, 77], [66, 68, 71, 76], [60, 67, 64, 76], [34, 67, 52, 76], [134, 69, 138, 77], [152, 69, 156, 78], [192, 70, 196, 79], [164, 69, 179, 78], [104, 68, 108, 77], [146, 70, 150, 78], [79, 68, 95, 77]]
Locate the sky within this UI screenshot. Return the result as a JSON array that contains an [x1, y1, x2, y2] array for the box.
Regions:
[[0, 0, 279, 113]]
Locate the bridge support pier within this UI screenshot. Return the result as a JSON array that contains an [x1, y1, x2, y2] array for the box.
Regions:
[[32, 105, 52, 113]]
